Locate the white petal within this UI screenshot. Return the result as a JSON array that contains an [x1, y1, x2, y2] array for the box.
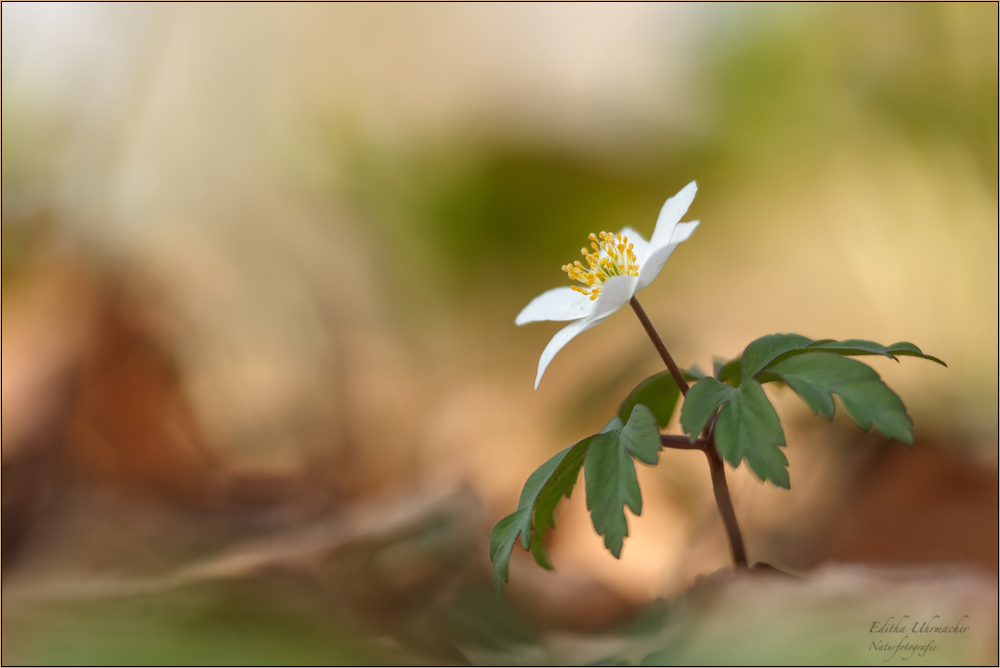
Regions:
[[670, 220, 699, 244], [616, 226, 650, 264], [649, 181, 697, 254], [516, 287, 595, 325], [588, 274, 639, 321], [533, 274, 638, 389], [533, 318, 596, 390], [635, 220, 699, 292]]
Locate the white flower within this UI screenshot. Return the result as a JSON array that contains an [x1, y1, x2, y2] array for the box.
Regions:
[[516, 181, 700, 389]]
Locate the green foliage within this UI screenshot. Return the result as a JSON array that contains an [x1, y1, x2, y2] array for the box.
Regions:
[[489, 407, 662, 599], [713, 357, 742, 386], [488, 511, 529, 599], [714, 379, 789, 488], [585, 431, 642, 558], [618, 371, 681, 428], [806, 339, 946, 366], [769, 353, 914, 444], [679, 334, 941, 488], [740, 334, 815, 378], [682, 365, 707, 381], [489, 448, 570, 599], [735, 334, 945, 379], [619, 405, 664, 465], [495, 331, 942, 595], [529, 434, 596, 570], [679, 377, 738, 441]]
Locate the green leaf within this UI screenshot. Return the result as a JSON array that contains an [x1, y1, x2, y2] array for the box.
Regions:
[[740, 333, 815, 379], [807, 339, 946, 367], [601, 415, 625, 433], [530, 435, 596, 569], [489, 509, 530, 599], [769, 353, 914, 445], [491, 412, 643, 596], [618, 371, 681, 429], [742, 437, 790, 490], [492, 399, 697, 597], [529, 406, 662, 570], [489, 447, 569, 598], [884, 341, 946, 366], [514, 449, 568, 547], [680, 377, 739, 441], [736, 334, 945, 383], [683, 365, 707, 381], [807, 338, 899, 360], [714, 379, 789, 488], [620, 404, 662, 465], [715, 357, 742, 386], [580, 406, 664, 558], [584, 431, 641, 558]]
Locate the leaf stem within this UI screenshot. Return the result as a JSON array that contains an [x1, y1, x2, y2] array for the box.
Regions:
[[630, 296, 748, 570], [660, 434, 706, 450], [628, 297, 690, 396], [705, 435, 749, 569]]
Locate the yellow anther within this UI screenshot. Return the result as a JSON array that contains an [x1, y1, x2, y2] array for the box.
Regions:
[[561, 230, 641, 299]]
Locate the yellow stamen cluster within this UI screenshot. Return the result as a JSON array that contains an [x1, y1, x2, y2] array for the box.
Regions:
[[561, 231, 639, 300]]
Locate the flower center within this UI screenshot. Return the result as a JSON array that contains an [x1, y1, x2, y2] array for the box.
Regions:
[[561, 231, 639, 300]]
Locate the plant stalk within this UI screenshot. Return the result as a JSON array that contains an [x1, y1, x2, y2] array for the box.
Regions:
[[660, 434, 706, 450], [630, 296, 749, 570], [704, 433, 749, 568], [628, 298, 689, 395]]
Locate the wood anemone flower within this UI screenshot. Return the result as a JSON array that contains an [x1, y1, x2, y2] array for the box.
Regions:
[[516, 181, 700, 389]]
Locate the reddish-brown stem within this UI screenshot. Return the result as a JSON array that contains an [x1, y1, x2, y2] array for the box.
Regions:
[[631, 296, 748, 570], [704, 432, 749, 569], [629, 297, 689, 395], [660, 434, 706, 450]]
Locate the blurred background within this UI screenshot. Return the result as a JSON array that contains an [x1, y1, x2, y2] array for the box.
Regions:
[[2, 3, 997, 664]]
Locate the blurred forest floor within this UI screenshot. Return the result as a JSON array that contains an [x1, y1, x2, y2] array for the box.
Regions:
[[2, 259, 996, 664]]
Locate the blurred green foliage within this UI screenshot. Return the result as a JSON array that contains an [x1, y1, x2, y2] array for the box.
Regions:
[[1, 95, 67, 286], [326, 3, 996, 335], [4, 575, 404, 665], [709, 4, 998, 185]]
